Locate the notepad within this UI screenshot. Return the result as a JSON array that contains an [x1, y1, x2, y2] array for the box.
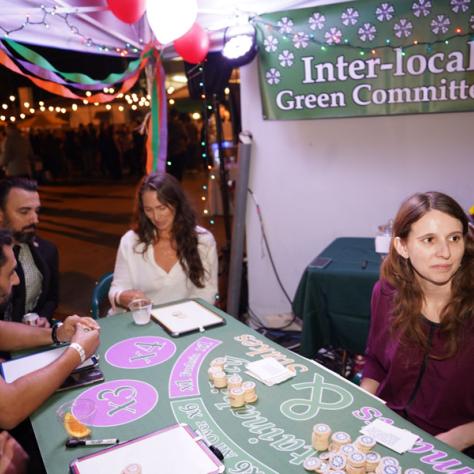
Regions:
[[1, 346, 98, 383], [360, 419, 419, 454], [246, 357, 295, 386], [151, 301, 225, 337], [70, 424, 224, 474]]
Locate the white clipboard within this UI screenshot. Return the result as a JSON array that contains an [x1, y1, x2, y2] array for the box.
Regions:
[[69, 423, 225, 474], [151, 301, 225, 337]]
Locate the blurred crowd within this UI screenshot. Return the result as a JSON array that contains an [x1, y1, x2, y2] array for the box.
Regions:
[[0, 106, 233, 183], [0, 121, 146, 182]]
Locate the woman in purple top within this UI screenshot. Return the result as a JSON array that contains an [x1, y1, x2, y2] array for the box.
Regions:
[[361, 191, 474, 457]]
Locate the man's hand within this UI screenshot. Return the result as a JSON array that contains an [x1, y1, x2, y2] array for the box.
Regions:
[[118, 289, 147, 309], [57, 315, 100, 343], [0, 431, 29, 474], [36, 317, 50, 328], [71, 323, 100, 360]]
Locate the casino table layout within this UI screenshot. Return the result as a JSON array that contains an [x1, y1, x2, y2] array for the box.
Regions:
[[31, 299, 474, 474]]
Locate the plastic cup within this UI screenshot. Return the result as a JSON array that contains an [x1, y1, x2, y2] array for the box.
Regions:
[[56, 398, 96, 439], [22, 312, 39, 326], [129, 298, 152, 325]]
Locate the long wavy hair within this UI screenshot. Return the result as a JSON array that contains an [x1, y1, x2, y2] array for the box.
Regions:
[[381, 191, 474, 357], [132, 172, 205, 288]]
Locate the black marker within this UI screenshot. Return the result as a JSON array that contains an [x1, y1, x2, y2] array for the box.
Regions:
[[66, 438, 119, 448], [195, 430, 224, 461]]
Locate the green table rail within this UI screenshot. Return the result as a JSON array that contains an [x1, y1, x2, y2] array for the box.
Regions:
[[31, 299, 473, 473], [293, 237, 381, 358]]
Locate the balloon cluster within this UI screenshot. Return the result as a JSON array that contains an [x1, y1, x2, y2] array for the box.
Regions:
[[107, 0, 209, 64]]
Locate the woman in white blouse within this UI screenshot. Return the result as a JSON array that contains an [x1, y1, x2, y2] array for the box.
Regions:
[[109, 172, 218, 312]]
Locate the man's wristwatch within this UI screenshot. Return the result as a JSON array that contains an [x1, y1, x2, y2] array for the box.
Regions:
[[51, 321, 64, 345]]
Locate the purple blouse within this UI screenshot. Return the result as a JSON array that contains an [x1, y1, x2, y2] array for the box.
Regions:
[[363, 280, 474, 437]]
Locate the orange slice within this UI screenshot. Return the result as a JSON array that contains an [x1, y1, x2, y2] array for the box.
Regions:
[[64, 412, 91, 438]]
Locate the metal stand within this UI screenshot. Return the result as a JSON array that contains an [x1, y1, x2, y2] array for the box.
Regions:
[[226, 131, 252, 319]]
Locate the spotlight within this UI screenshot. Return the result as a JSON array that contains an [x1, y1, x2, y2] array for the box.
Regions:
[[222, 23, 258, 66], [222, 23, 256, 59]]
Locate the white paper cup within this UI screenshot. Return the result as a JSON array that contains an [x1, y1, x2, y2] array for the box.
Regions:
[[129, 299, 152, 325], [375, 235, 391, 254], [22, 312, 39, 326]]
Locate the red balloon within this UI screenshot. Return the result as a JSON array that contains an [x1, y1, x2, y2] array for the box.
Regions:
[[107, 0, 146, 24], [173, 23, 209, 64]]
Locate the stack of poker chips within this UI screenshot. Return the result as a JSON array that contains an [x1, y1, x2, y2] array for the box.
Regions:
[[227, 374, 243, 389], [346, 451, 366, 474], [365, 451, 381, 472], [228, 387, 246, 408], [304, 424, 424, 474], [355, 435, 376, 453], [376, 457, 402, 474], [242, 381, 258, 403], [207, 358, 258, 406], [331, 431, 352, 451], [312, 423, 332, 451]]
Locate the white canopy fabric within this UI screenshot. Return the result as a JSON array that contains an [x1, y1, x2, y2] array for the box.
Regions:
[[0, 0, 348, 57]]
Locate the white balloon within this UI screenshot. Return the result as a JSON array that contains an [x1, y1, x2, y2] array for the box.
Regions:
[[146, 0, 198, 45]]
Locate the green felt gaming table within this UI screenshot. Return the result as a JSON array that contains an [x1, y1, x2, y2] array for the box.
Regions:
[[293, 237, 381, 358], [30, 299, 473, 473]]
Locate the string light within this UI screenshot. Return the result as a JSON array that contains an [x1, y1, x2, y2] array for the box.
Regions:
[[0, 6, 139, 56], [0, 92, 152, 123]]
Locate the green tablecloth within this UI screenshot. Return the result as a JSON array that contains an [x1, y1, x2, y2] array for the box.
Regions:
[[31, 299, 473, 473], [293, 238, 381, 357]]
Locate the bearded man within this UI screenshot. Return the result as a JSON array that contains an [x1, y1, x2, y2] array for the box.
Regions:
[[0, 178, 58, 327]]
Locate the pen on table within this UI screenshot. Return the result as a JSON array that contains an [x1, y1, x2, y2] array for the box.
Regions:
[[361, 260, 368, 270], [195, 430, 224, 460], [66, 438, 119, 448]]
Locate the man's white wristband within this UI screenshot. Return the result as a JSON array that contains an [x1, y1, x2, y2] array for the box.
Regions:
[[69, 342, 86, 363]]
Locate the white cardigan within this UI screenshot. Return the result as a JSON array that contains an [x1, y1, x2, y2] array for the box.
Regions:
[[109, 226, 218, 311]]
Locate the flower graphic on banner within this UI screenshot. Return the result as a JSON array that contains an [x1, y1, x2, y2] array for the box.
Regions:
[[450, 0, 471, 13], [358, 23, 377, 42], [324, 27, 342, 45], [278, 17, 294, 34], [266, 68, 281, 85], [341, 8, 360, 26], [278, 50, 294, 67], [375, 3, 395, 22], [292, 32, 309, 49], [308, 12, 326, 30], [412, 0, 432, 17], [263, 35, 278, 53], [431, 15, 451, 34], [393, 18, 413, 38]]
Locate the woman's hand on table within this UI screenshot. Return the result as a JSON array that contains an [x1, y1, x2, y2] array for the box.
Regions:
[[117, 289, 147, 309], [435, 422, 474, 452]]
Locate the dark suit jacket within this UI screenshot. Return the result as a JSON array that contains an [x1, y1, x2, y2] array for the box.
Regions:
[[5, 237, 59, 323]]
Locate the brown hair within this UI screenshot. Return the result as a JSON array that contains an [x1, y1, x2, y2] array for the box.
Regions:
[[381, 191, 474, 357], [132, 172, 206, 288]]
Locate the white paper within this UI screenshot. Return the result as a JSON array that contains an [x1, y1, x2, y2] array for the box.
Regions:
[[246, 358, 295, 386], [1, 346, 95, 383], [71, 424, 223, 474], [151, 301, 223, 335], [361, 419, 419, 454]]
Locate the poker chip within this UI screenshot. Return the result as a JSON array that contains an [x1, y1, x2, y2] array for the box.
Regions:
[[355, 434, 376, 453], [227, 374, 243, 389], [303, 456, 321, 471]]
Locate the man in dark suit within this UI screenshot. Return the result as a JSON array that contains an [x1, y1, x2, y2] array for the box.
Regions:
[[0, 177, 58, 327]]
